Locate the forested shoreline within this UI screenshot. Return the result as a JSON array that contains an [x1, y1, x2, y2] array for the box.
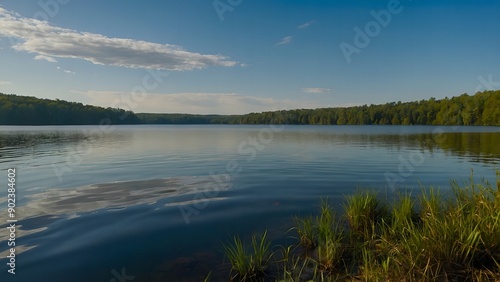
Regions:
[[233, 91, 500, 126], [1, 90, 499, 126], [0, 93, 140, 125]]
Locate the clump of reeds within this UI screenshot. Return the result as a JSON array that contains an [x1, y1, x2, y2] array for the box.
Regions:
[[292, 216, 316, 249], [343, 190, 388, 240], [223, 231, 272, 281]]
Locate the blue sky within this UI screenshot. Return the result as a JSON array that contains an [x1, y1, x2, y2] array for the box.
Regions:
[[0, 0, 499, 114]]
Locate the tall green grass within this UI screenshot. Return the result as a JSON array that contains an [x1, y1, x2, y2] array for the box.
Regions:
[[373, 178, 500, 280], [221, 174, 500, 281], [315, 199, 344, 273]]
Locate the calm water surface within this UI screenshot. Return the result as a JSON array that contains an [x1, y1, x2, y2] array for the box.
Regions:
[[0, 125, 499, 281]]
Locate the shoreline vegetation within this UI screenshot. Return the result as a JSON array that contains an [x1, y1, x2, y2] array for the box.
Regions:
[[0, 90, 499, 126], [218, 174, 500, 281]]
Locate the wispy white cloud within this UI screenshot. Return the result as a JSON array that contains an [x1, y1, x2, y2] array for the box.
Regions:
[[0, 80, 12, 85], [34, 54, 57, 62], [0, 7, 238, 71], [302, 87, 332, 94], [56, 66, 75, 74], [76, 91, 331, 115], [275, 36, 293, 46], [298, 20, 316, 29]]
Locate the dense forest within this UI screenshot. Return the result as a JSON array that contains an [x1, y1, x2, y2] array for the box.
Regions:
[[0, 91, 499, 125], [0, 93, 140, 125], [136, 113, 233, 124], [227, 90, 500, 126]]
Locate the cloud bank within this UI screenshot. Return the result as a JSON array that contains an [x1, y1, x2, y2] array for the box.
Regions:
[[302, 87, 331, 94], [0, 8, 238, 71], [79, 91, 329, 115]]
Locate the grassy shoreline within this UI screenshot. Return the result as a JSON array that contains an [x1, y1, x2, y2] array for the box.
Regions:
[[218, 174, 500, 281]]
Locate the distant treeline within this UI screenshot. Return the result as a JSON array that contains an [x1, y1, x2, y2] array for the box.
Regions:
[[0, 91, 499, 125], [0, 93, 140, 125], [136, 113, 236, 124], [139, 91, 500, 126], [232, 91, 500, 125]]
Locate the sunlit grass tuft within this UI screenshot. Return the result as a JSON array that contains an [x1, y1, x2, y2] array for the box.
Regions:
[[315, 199, 345, 274], [223, 230, 272, 281], [344, 190, 388, 240], [390, 192, 418, 236]]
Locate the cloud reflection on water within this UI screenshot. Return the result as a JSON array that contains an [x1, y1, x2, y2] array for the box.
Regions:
[[0, 175, 231, 256]]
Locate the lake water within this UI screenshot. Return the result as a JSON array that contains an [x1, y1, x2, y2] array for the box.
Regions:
[[0, 125, 499, 281]]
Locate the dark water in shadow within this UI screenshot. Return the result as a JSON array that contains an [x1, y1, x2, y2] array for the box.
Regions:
[[0, 125, 498, 281]]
